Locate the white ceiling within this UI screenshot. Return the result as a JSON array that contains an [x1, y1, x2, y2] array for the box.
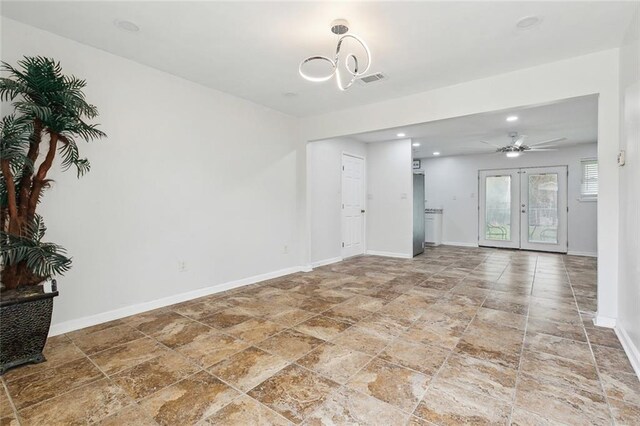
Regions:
[[1, 2, 636, 117], [349, 94, 598, 158]]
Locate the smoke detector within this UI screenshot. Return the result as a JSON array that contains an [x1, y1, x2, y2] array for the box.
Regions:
[[114, 19, 140, 32]]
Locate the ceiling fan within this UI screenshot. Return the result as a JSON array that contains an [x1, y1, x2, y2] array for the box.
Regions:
[[481, 132, 566, 157]]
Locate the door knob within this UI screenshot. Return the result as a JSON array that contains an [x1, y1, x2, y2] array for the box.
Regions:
[[361, 210, 366, 213]]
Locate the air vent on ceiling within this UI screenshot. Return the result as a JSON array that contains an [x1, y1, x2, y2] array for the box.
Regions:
[[359, 72, 387, 84]]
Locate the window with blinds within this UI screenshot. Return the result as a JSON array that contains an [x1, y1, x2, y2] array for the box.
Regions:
[[580, 158, 598, 200]]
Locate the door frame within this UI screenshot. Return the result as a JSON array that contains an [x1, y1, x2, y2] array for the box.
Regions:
[[478, 165, 569, 254], [341, 152, 366, 259]]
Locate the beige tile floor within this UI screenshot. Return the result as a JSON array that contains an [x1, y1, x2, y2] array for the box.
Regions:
[[1, 246, 638, 425]]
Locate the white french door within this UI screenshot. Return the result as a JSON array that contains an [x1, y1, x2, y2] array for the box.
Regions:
[[479, 166, 568, 253], [519, 166, 568, 252], [479, 169, 520, 249], [341, 154, 365, 258]]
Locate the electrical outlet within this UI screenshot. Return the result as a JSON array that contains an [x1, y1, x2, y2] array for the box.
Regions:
[[283, 245, 288, 254], [178, 261, 187, 272]]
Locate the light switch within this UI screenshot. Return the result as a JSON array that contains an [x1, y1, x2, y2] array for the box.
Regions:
[[618, 150, 626, 166]]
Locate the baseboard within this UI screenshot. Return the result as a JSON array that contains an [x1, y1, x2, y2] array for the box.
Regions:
[[442, 242, 478, 248], [48, 265, 303, 336], [365, 250, 412, 259], [594, 315, 617, 328], [615, 325, 640, 379], [567, 250, 597, 257], [311, 257, 343, 268]]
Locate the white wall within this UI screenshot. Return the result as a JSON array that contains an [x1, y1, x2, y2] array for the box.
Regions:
[[366, 139, 414, 257], [1, 18, 301, 333], [418, 143, 598, 255], [617, 7, 640, 376], [307, 137, 366, 265], [307, 138, 413, 262], [300, 49, 620, 322]]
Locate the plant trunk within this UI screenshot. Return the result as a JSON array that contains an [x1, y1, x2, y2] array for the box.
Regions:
[[2, 262, 43, 290], [0, 159, 19, 235], [26, 133, 58, 221], [2, 130, 57, 291], [17, 119, 42, 219]]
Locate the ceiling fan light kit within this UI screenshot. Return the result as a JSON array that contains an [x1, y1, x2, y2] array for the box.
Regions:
[[299, 19, 371, 91]]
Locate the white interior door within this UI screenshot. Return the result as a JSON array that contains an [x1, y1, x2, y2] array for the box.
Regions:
[[478, 169, 520, 249], [520, 166, 568, 253], [342, 154, 365, 258]]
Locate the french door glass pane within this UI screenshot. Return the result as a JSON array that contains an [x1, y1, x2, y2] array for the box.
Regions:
[[485, 176, 511, 241], [528, 173, 558, 243]]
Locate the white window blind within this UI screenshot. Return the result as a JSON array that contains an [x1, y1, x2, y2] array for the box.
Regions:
[[580, 159, 598, 200]]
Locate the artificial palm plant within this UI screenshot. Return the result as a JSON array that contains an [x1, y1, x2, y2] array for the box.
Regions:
[[0, 56, 105, 291]]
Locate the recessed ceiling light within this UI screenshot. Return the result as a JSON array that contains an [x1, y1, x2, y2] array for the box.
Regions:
[[506, 152, 520, 158], [412, 142, 421, 147], [433, 152, 440, 156], [516, 16, 541, 30], [506, 115, 518, 122], [397, 133, 406, 137], [114, 19, 140, 32]]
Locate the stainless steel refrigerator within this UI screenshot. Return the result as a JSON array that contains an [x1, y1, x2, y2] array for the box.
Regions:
[[413, 173, 425, 257]]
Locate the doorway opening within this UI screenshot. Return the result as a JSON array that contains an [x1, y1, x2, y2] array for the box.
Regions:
[[479, 166, 568, 253]]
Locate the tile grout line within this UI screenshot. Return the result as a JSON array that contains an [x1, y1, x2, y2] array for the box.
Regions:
[[291, 274, 441, 423], [141, 272, 402, 421], [507, 253, 535, 425], [266, 271, 445, 422], [199, 274, 419, 424], [10, 337, 115, 424], [405, 249, 499, 417], [70, 333, 166, 425], [246, 276, 409, 422], [564, 256, 618, 425], [102, 322, 286, 425], [1, 377, 22, 426], [295, 251, 508, 424], [295, 270, 450, 425], [408, 263, 491, 424], [75, 315, 230, 424]]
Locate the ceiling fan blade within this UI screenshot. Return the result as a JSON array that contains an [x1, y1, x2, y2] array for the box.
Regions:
[[480, 140, 503, 148], [528, 137, 566, 147], [528, 144, 556, 149], [514, 135, 526, 147], [528, 148, 558, 152]]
